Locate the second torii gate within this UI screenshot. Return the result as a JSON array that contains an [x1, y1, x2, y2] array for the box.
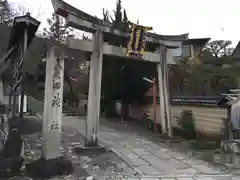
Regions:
[[51, 0, 188, 146]]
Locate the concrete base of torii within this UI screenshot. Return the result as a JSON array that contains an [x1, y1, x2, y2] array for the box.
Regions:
[[25, 47, 73, 178]]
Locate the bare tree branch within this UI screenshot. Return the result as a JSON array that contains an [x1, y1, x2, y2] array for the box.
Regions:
[[42, 13, 75, 44], [204, 40, 233, 58]]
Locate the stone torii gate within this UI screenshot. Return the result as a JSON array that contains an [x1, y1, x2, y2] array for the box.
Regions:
[[51, 0, 188, 146]]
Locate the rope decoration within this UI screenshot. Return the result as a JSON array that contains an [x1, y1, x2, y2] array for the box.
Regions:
[[127, 22, 152, 58]]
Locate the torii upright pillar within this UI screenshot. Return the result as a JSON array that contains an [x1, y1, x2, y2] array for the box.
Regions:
[[157, 45, 172, 137], [86, 30, 104, 147]]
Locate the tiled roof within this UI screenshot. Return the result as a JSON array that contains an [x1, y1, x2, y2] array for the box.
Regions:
[[183, 38, 211, 45], [232, 41, 240, 58]]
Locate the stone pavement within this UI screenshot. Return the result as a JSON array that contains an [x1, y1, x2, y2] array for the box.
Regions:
[[62, 116, 236, 180]]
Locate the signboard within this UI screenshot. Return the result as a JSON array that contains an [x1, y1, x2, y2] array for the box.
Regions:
[[127, 23, 152, 58]]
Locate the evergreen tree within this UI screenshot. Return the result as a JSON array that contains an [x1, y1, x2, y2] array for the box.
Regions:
[[102, 8, 110, 23], [123, 9, 128, 24], [113, 0, 122, 27], [102, 0, 129, 31], [122, 9, 128, 29]]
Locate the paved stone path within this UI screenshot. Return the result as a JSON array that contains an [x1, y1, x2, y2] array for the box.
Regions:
[[62, 116, 236, 180]]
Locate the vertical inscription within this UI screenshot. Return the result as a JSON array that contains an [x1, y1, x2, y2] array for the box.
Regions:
[[52, 60, 62, 107], [52, 92, 60, 107], [49, 120, 60, 131], [49, 58, 62, 131]]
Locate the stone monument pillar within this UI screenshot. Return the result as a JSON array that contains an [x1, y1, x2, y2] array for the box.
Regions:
[[26, 46, 73, 178], [41, 46, 64, 159]]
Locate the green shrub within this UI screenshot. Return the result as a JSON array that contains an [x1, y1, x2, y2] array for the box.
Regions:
[[178, 110, 196, 139], [139, 113, 152, 131]]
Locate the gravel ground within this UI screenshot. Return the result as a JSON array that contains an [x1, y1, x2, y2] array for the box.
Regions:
[[2, 124, 137, 180]]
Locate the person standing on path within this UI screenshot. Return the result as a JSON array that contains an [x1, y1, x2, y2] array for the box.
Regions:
[[84, 98, 87, 115], [120, 100, 124, 124]]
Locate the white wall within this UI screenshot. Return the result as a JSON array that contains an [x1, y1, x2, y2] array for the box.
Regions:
[[168, 44, 193, 64], [170, 47, 182, 57], [128, 104, 227, 136], [167, 49, 175, 64]]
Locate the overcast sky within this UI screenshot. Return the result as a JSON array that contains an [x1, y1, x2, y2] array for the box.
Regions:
[[8, 0, 240, 47]]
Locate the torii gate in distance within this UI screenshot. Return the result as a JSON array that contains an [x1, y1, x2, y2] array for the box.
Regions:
[[51, 0, 189, 146]]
